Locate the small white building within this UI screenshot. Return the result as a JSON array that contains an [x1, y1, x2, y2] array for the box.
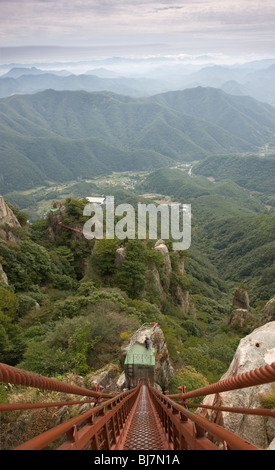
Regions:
[[85, 197, 105, 205]]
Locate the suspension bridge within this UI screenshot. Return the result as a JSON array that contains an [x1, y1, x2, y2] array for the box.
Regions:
[[0, 324, 274, 451]]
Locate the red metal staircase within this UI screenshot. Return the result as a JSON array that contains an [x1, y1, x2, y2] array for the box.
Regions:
[[0, 361, 274, 450]]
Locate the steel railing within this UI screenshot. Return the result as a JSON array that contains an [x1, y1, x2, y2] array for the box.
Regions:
[[0, 362, 141, 450], [1, 361, 274, 450], [147, 361, 275, 450]]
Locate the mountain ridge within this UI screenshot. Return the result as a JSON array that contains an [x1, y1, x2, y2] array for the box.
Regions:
[[0, 87, 274, 194], [149, 87, 275, 146]]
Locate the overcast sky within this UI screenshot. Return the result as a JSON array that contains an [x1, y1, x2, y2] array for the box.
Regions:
[[1, 0, 275, 62]]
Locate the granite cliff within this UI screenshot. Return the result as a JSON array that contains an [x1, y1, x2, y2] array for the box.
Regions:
[[199, 315, 275, 449]]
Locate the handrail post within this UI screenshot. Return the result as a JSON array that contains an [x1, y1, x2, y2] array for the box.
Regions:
[[177, 385, 187, 408]]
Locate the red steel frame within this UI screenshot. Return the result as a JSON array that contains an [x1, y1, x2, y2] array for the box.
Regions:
[[0, 361, 274, 450], [148, 383, 259, 450], [0, 361, 141, 450], [147, 361, 275, 450]]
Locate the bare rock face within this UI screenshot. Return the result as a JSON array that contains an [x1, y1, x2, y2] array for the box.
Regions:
[[0, 262, 8, 285], [151, 264, 166, 301], [115, 246, 127, 266], [153, 240, 190, 313], [86, 364, 120, 392], [151, 327, 174, 390], [174, 286, 190, 313], [45, 202, 67, 241], [154, 240, 172, 287], [0, 196, 21, 242], [200, 322, 275, 449], [0, 196, 20, 228], [229, 287, 252, 331]]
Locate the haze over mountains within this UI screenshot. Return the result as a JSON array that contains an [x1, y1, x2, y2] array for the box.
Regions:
[[1, 86, 275, 194], [1, 57, 275, 104]]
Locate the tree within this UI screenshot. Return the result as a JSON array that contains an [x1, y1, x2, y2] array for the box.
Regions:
[[17, 341, 70, 376], [91, 239, 119, 276], [0, 287, 18, 317], [114, 240, 147, 298], [68, 321, 100, 374], [115, 260, 146, 298], [0, 289, 24, 365]]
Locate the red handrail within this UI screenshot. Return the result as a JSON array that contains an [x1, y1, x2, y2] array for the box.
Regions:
[[0, 362, 113, 399], [166, 362, 275, 400], [0, 361, 274, 450]]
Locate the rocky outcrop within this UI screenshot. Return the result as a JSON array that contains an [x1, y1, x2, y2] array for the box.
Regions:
[[120, 324, 174, 391], [115, 246, 127, 267], [258, 297, 275, 326], [45, 202, 67, 241], [151, 264, 166, 301], [174, 286, 190, 312], [233, 286, 250, 310], [86, 364, 121, 392], [0, 196, 21, 242], [199, 321, 275, 449], [229, 287, 252, 331], [0, 262, 8, 285], [0, 196, 20, 228], [153, 240, 190, 313], [65, 325, 173, 394], [115, 239, 191, 313], [154, 240, 172, 286], [151, 327, 174, 390], [173, 255, 191, 313], [229, 308, 254, 330]]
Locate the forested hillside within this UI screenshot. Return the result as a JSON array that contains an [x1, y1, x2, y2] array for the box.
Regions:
[[193, 153, 275, 198], [1, 87, 275, 193], [138, 167, 275, 303], [150, 87, 275, 146], [0, 86, 274, 421], [1, 159, 274, 387]]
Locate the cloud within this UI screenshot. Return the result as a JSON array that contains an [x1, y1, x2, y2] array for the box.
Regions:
[[0, 0, 274, 57], [154, 5, 184, 11]]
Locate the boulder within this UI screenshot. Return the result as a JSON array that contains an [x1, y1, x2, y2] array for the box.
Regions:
[[200, 322, 275, 449], [86, 364, 120, 392]]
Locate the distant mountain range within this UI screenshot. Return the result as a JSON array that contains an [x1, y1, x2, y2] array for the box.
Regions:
[[0, 87, 275, 194], [0, 69, 168, 99], [1, 59, 275, 104]]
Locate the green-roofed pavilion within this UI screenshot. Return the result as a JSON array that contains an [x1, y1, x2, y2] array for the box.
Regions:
[[124, 343, 155, 366]]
